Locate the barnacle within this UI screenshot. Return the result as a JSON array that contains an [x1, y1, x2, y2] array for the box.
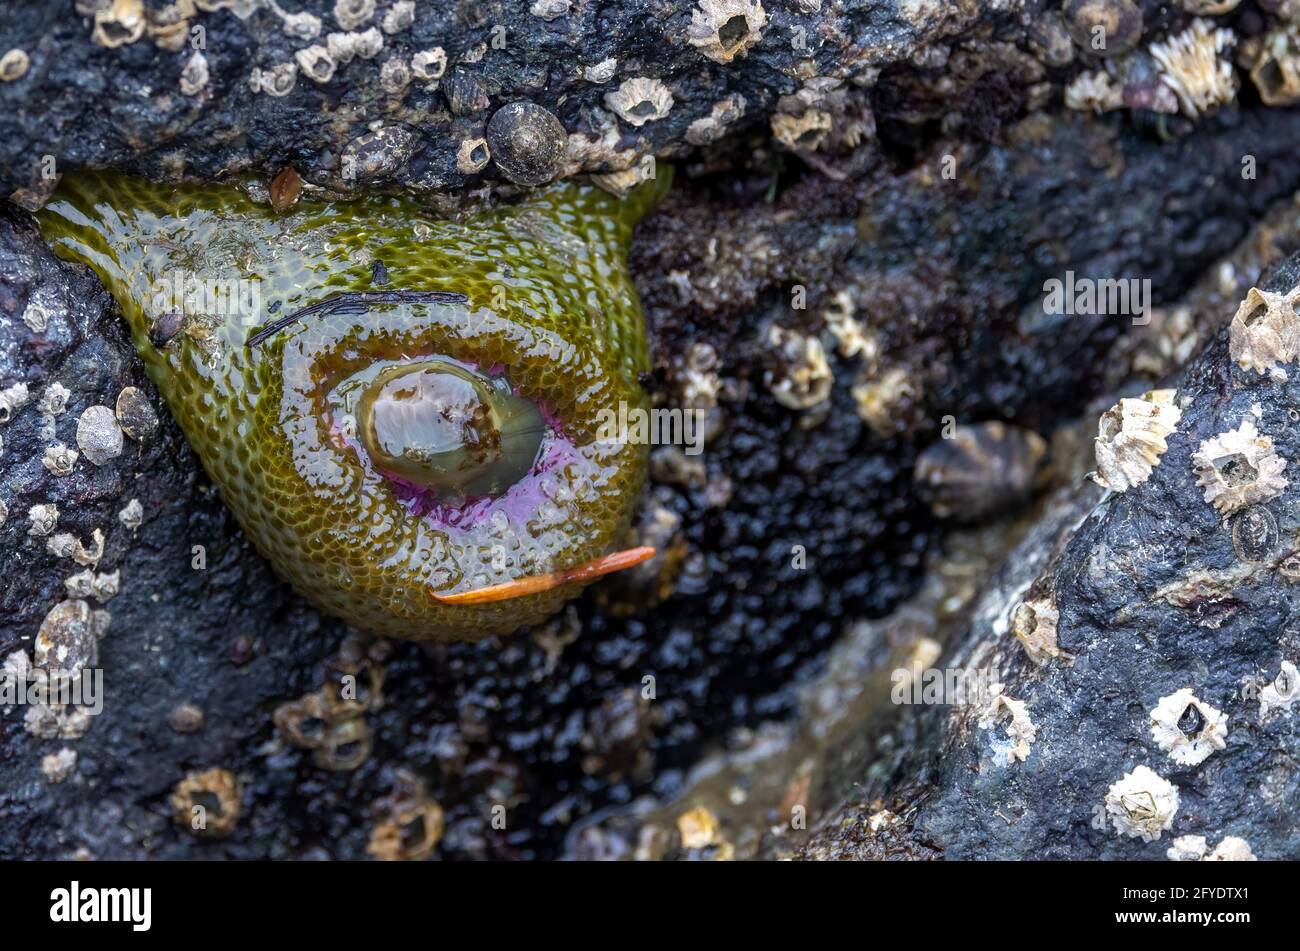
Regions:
[[91, 0, 146, 49], [251, 62, 298, 97], [455, 137, 490, 174], [1228, 286, 1300, 374], [605, 77, 675, 127], [686, 95, 747, 146], [1149, 18, 1237, 118], [0, 48, 29, 82], [764, 326, 832, 410], [770, 110, 833, 151], [1064, 70, 1124, 114], [1167, 834, 1256, 861], [1063, 0, 1143, 58], [295, 45, 337, 84], [1149, 688, 1228, 766], [36, 169, 670, 641], [1206, 836, 1257, 861], [1250, 24, 1300, 107], [1010, 595, 1073, 665], [171, 768, 241, 838], [1192, 419, 1288, 516], [1104, 765, 1179, 842], [333, 0, 374, 31], [687, 0, 767, 65], [179, 50, 209, 95], [1258, 660, 1298, 721], [977, 692, 1038, 766], [411, 47, 447, 82], [915, 422, 1048, 522], [1091, 388, 1181, 492]]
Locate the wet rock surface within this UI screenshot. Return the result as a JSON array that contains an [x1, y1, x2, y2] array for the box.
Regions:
[[796, 260, 1300, 861]]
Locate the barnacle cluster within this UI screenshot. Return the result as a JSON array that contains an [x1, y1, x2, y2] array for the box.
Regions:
[[1091, 389, 1181, 492], [1167, 834, 1257, 861], [1104, 765, 1179, 842], [1192, 419, 1288, 516], [1149, 688, 1228, 766]]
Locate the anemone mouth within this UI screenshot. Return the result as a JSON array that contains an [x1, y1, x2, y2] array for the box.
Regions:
[[355, 359, 547, 501]]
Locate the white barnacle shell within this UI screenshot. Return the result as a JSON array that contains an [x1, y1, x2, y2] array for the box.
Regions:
[[1010, 595, 1072, 665], [605, 77, 675, 127], [179, 50, 209, 96], [584, 58, 617, 84], [1166, 834, 1208, 861], [27, 503, 58, 537], [381, 0, 414, 34], [1207, 836, 1256, 860], [253, 62, 299, 97], [591, 154, 657, 199], [1149, 688, 1228, 766], [1150, 18, 1237, 118], [1192, 418, 1288, 516], [0, 381, 30, 422], [1258, 660, 1299, 721], [1092, 388, 1182, 492], [353, 26, 384, 59], [380, 57, 410, 94], [42, 443, 78, 476], [333, 0, 374, 31], [1228, 286, 1300, 374], [977, 692, 1038, 766], [411, 47, 447, 82], [295, 45, 337, 84], [456, 137, 490, 174], [0, 48, 30, 82], [280, 10, 322, 41], [1105, 765, 1179, 842], [92, 0, 147, 49], [687, 0, 767, 64], [686, 94, 747, 146]]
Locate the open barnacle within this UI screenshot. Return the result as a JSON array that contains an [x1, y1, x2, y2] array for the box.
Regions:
[[1104, 765, 1179, 841], [1149, 688, 1228, 766], [37, 169, 671, 641], [1228, 286, 1300, 374], [1091, 388, 1181, 492], [1192, 419, 1288, 516]]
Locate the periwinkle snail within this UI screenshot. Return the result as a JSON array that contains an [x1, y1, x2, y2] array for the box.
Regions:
[[36, 169, 670, 640]]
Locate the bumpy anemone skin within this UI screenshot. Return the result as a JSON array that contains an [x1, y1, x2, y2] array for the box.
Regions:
[[35, 170, 669, 641]]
